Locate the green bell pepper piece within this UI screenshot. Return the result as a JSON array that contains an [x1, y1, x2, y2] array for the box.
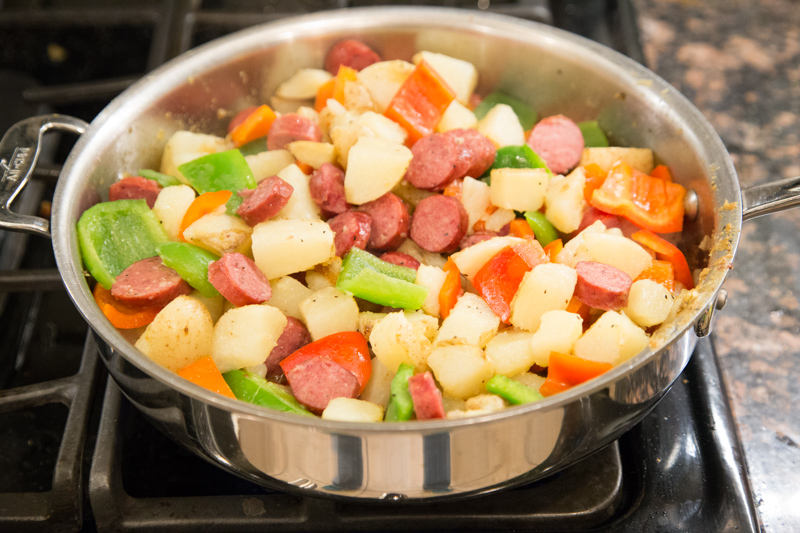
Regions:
[[156, 242, 220, 298], [138, 169, 182, 187], [492, 145, 551, 173], [473, 92, 538, 130], [223, 370, 315, 417], [238, 137, 269, 156], [523, 211, 559, 247], [486, 375, 543, 405], [177, 149, 257, 195], [77, 199, 169, 289], [578, 120, 609, 148], [338, 248, 417, 285], [385, 363, 415, 422], [338, 268, 428, 310], [225, 193, 246, 216]]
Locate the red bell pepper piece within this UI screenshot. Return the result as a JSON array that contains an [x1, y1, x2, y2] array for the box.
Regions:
[[279, 331, 372, 394], [539, 352, 614, 397], [635, 259, 676, 291], [439, 258, 463, 319], [590, 161, 686, 233], [384, 60, 455, 145], [631, 229, 694, 289], [178, 356, 236, 399], [179, 190, 232, 241], [229, 104, 277, 148], [93, 284, 162, 330]]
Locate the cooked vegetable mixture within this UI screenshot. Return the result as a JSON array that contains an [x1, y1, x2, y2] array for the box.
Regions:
[[77, 39, 694, 421]]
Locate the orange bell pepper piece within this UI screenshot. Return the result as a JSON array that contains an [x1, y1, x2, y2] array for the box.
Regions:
[[178, 356, 236, 399], [635, 259, 675, 291], [229, 104, 277, 148], [333, 65, 358, 103], [542, 238, 563, 261], [179, 190, 233, 241], [650, 164, 673, 182], [384, 60, 455, 145], [565, 296, 591, 324], [442, 178, 463, 200], [582, 163, 607, 203], [295, 161, 314, 175], [439, 258, 463, 319], [93, 284, 162, 330], [509, 218, 535, 239], [314, 78, 336, 112], [539, 352, 614, 397], [631, 229, 694, 289]]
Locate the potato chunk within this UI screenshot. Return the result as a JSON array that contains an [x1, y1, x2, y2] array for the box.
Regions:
[[251, 219, 335, 280], [529, 310, 584, 367], [412, 51, 477, 105], [245, 150, 295, 182], [275, 68, 332, 100], [490, 167, 549, 212], [428, 344, 494, 400], [211, 305, 287, 373], [344, 136, 413, 205], [359, 357, 393, 408], [153, 185, 196, 241], [415, 264, 447, 318], [183, 211, 253, 256], [476, 104, 525, 148], [286, 141, 337, 169], [510, 263, 577, 332], [624, 280, 674, 327], [436, 100, 477, 132], [435, 293, 500, 349], [266, 276, 314, 321], [583, 232, 653, 279], [160, 131, 231, 184], [484, 329, 536, 377], [299, 287, 359, 341], [545, 167, 586, 233], [322, 398, 384, 422], [357, 60, 415, 113], [572, 310, 649, 365], [450, 236, 527, 281], [369, 311, 434, 373], [273, 164, 321, 221]]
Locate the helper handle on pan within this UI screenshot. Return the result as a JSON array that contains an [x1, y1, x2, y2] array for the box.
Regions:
[[0, 115, 89, 238], [742, 175, 800, 221]]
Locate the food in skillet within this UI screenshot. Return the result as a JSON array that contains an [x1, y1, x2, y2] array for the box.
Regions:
[[76, 39, 695, 422]]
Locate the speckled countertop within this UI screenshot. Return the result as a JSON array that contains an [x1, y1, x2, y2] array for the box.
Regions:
[[633, 0, 800, 530]]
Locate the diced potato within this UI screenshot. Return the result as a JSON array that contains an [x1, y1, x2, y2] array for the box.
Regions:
[[245, 150, 296, 182], [286, 141, 336, 170], [267, 276, 314, 321], [330, 121, 361, 169], [344, 137, 413, 205], [572, 310, 649, 365], [510, 263, 577, 331], [322, 398, 384, 422], [183, 211, 253, 256], [427, 344, 494, 399], [545, 167, 586, 234], [436, 100, 477, 132], [461, 177, 492, 234], [554, 220, 607, 267], [484, 208, 516, 233], [359, 357, 393, 408], [357, 311, 387, 340], [299, 287, 359, 341], [343, 80, 375, 113], [305, 271, 333, 291], [160, 131, 231, 184], [435, 293, 500, 348], [580, 147, 654, 174], [624, 280, 674, 327], [211, 305, 287, 372], [510, 372, 546, 390], [583, 232, 653, 279], [275, 68, 332, 100], [134, 296, 213, 372], [369, 311, 433, 373], [357, 111, 408, 146], [404, 311, 440, 342], [490, 168, 549, 212], [412, 51, 477, 104], [357, 60, 415, 113], [153, 185, 196, 241], [269, 95, 305, 114], [529, 310, 584, 367], [311, 256, 342, 285], [447, 393, 506, 418], [295, 106, 320, 124], [450, 236, 527, 280], [392, 179, 436, 211], [477, 104, 525, 148], [244, 363, 267, 379], [273, 164, 321, 221], [415, 264, 447, 318], [189, 290, 224, 324], [484, 329, 536, 377], [396, 239, 447, 269], [251, 219, 335, 279]]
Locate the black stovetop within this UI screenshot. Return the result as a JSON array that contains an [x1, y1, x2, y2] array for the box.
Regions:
[[0, 1, 759, 531]]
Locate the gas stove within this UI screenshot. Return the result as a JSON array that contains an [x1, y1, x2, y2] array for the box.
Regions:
[[0, 1, 759, 531]]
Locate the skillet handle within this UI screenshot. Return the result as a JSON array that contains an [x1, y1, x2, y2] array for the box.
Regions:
[[742, 175, 800, 221], [0, 114, 88, 238]]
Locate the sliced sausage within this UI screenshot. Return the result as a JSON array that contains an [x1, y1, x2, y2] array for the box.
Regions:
[[327, 211, 372, 257], [403, 133, 463, 191], [266, 114, 322, 151], [574, 261, 632, 311], [309, 163, 348, 217], [207, 253, 272, 307], [576, 206, 622, 235], [265, 317, 312, 380], [445, 128, 497, 178], [358, 193, 410, 251], [410, 195, 469, 254], [109, 176, 161, 209], [324, 39, 382, 75], [526, 115, 584, 175], [111, 256, 192, 308], [227, 106, 258, 133], [458, 231, 498, 250], [408, 372, 445, 420], [236, 176, 294, 226], [379, 251, 420, 270], [285, 357, 360, 414]]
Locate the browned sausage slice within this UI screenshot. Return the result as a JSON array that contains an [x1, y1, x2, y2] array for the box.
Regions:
[[378, 251, 421, 270], [408, 372, 445, 420], [265, 317, 312, 380], [285, 357, 360, 414], [574, 261, 632, 311], [327, 211, 372, 257], [266, 114, 322, 151], [403, 133, 462, 191], [445, 128, 497, 179], [324, 39, 382, 75], [410, 195, 469, 254], [458, 231, 499, 250], [111, 256, 192, 308], [526, 115, 584, 175], [109, 176, 162, 209], [308, 163, 348, 217], [207, 253, 272, 307], [358, 193, 410, 251], [236, 176, 294, 226]]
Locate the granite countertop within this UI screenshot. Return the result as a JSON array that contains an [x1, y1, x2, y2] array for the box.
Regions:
[[634, 0, 800, 530]]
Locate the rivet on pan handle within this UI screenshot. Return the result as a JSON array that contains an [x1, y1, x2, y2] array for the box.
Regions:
[[0, 114, 88, 238]]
